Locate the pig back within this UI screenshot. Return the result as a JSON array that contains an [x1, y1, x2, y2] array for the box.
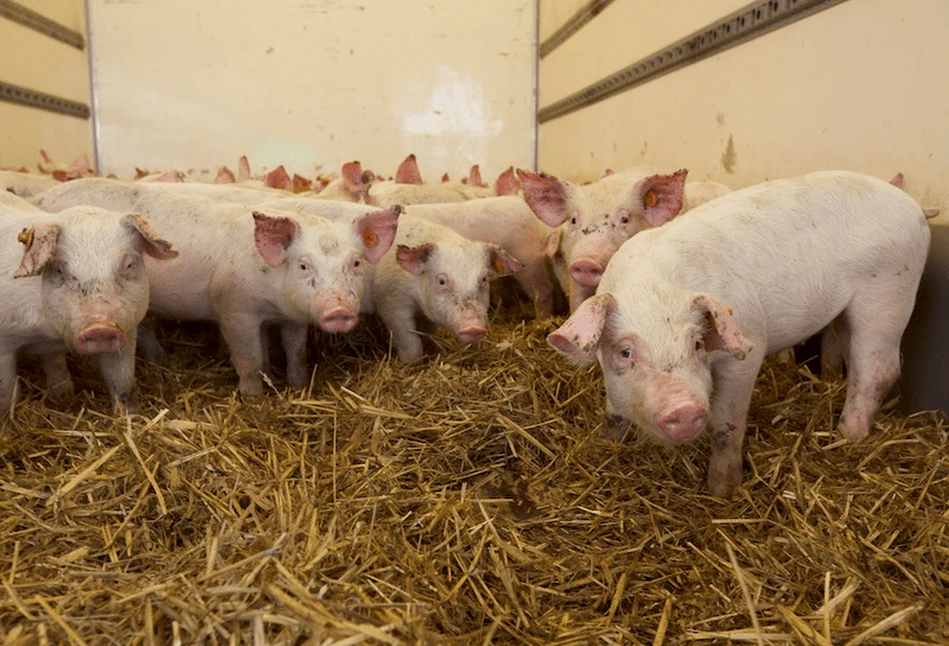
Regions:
[[603, 171, 931, 353]]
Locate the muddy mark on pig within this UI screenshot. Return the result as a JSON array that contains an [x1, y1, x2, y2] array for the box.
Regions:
[[721, 135, 737, 174]]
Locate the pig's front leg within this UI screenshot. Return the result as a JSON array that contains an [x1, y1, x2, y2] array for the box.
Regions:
[[378, 297, 425, 363], [281, 321, 310, 389], [96, 342, 139, 414], [706, 353, 763, 498], [40, 352, 74, 403], [217, 313, 266, 396], [0, 351, 18, 419], [514, 258, 555, 319]]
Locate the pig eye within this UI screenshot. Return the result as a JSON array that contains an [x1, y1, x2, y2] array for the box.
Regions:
[[620, 216, 630, 224], [353, 259, 361, 268], [438, 277, 447, 286], [620, 348, 632, 359], [695, 339, 704, 351], [570, 216, 577, 226]]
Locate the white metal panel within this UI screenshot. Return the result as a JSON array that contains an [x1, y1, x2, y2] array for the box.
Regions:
[[0, 3, 92, 169], [540, 0, 751, 106], [538, 0, 949, 222], [88, 0, 536, 181]]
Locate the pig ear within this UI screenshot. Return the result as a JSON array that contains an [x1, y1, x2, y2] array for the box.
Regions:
[[890, 172, 905, 189], [13, 223, 61, 278], [292, 173, 312, 193], [494, 167, 521, 196], [216, 166, 236, 183], [468, 164, 485, 188], [396, 243, 435, 276], [396, 154, 423, 185], [547, 292, 614, 364], [355, 205, 402, 264], [237, 155, 252, 182], [342, 161, 364, 189], [486, 245, 524, 278], [441, 173, 450, 183], [122, 214, 178, 260], [265, 166, 292, 191], [543, 228, 562, 259], [692, 294, 753, 360], [252, 211, 301, 267], [639, 169, 688, 228], [517, 169, 572, 227]]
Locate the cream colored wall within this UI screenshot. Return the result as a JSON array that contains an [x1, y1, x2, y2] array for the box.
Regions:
[[538, 0, 949, 221], [88, 0, 536, 182], [0, 0, 93, 169]]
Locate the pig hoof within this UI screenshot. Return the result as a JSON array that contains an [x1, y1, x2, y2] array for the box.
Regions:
[[47, 380, 75, 405], [601, 414, 632, 442]]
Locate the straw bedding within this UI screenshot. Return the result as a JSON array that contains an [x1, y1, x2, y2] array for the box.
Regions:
[[0, 302, 946, 645]]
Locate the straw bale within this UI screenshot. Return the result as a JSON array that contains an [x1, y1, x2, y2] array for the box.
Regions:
[[0, 305, 946, 644]]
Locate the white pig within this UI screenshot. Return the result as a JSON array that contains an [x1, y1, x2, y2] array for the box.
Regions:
[[372, 217, 524, 362], [0, 170, 60, 198], [33, 179, 401, 395], [519, 168, 689, 312], [262, 196, 556, 319], [0, 201, 177, 415], [547, 171, 930, 498]]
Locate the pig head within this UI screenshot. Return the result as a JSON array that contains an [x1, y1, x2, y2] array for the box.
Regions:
[[15, 211, 177, 356], [548, 290, 752, 445], [252, 206, 400, 334], [519, 169, 687, 311], [396, 240, 523, 345]]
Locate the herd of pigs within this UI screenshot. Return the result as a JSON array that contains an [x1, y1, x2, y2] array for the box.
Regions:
[[0, 151, 936, 498]]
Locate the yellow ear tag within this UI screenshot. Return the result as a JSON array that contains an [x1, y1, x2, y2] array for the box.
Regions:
[[362, 229, 379, 248], [644, 189, 658, 208], [493, 258, 504, 273], [17, 227, 34, 250]]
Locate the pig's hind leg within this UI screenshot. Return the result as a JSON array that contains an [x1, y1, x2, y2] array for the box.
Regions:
[[706, 351, 765, 498], [836, 280, 916, 441]]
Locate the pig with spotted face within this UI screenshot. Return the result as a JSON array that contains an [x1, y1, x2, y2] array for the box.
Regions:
[[548, 171, 930, 498], [0, 202, 176, 415], [371, 217, 523, 363], [518, 168, 688, 312], [33, 179, 401, 395]]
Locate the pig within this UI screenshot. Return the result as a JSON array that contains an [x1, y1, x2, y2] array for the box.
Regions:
[[0, 171, 61, 198], [368, 154, 470, 206], [519, 168, 688, 312], [547, 171, 930, 498], [311, 161, 372, 202], [683, 180, 732, 210], [265, 196, 557, 319], [371, 216, 524, 362], [0, 200, 176, 415], [33, 178, 401, 395]]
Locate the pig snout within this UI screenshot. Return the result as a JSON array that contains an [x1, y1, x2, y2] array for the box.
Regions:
[[656, 404, 708, 444], [318, 306, 358, 334], [455, 325, 487, 343], [568, 258, 606, 288], [74, 323, 127, 354]]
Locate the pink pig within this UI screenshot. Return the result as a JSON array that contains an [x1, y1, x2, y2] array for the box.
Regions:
[[0, 199, 176, 415], [33, 178, 400, 395], [518, 168, 688, 311], [548, 171, 930, 498]]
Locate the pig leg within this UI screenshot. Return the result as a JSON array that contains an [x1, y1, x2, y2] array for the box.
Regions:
[[217, 314, 266, 396], [512, 257, 554, 319], [95, 342, 138, 414], [281, 322, 310, 389], [836, 288, 913, 441], [706, 352, 765, 498], [136, 317, 166, 364], [378, 298, 424, 363], [0, 351, 18, 416], [819, 315, 849, 377], [568, 282, 596, 313], [40, 352, 74, 403]]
